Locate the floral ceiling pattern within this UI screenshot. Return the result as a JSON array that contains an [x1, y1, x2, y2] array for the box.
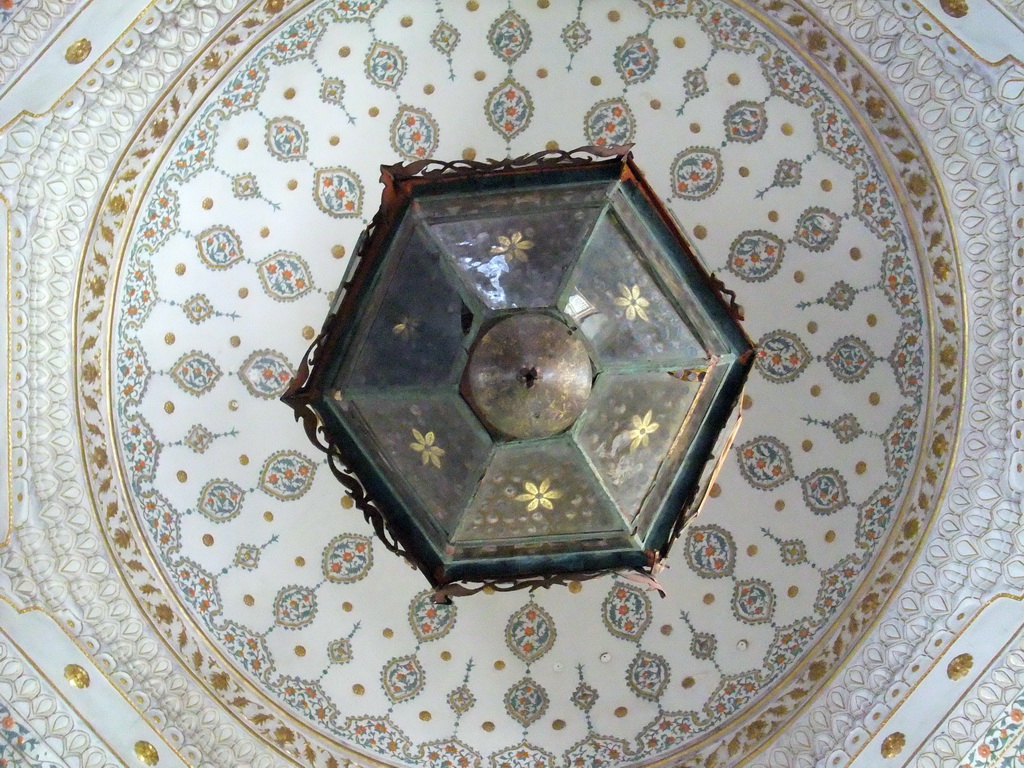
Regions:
[[0, 0, 1022, 767]]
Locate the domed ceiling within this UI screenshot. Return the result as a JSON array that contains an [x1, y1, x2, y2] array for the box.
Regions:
[[1, 1, 1022, 767]]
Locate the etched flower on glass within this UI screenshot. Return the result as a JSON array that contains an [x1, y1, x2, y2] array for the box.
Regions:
[[614, 284, 650, 322], [516, 479, 561, 511], [409, 429, 445, 468], [626, 410, 660, 451], [490, 231, 534, 264]]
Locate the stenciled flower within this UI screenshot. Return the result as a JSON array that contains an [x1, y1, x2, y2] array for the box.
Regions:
[[626, 410, 660, 451], [516, 478, 562, 511], [410, 429, 445, 468], [614, 283, 650, 322], [392, 316, 419, 338], [490, 231, 534, 264]]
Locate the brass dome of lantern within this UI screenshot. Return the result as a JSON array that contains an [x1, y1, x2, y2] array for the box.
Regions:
[[283, 145, 753, 600]]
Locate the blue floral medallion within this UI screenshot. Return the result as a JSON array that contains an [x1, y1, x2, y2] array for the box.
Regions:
[[755, 330, 810, 383], [505, 600, 556, 663], [504, 677, 549, 727], [683, 524, 737, 579], [170, 351, 222, 396], [382, 656, 426, 704], [614, 34, 658, 85], [238, 349, 294, 399], [794, 206, 842, 251], [731, 578, 775, 624], [801, 468, 849, 515], [274, 585, 318, 629], [825, 336, 876, 383], [488, 9, 531, 64], [737, 435, 794, 490], [409, 589, 456, 642], [258, 450, 316, 500], [265, 116, 308, 161], [257, 251, 314, 301], [485, 77, 533, 141], [364, 41, 406, 89], [727, 230, 785, 282], [322, 534, 373, 583], [584, 98, 635, 148], [197, 479, 245, 522], [601, 582, 652, 641], [671, 146, 723, 200], [390, 105, 439, 160], [724, 100, 767, 143], [626, 650, 670, 700], [313, 166, 364, 218], [195, 225, 243, 269]]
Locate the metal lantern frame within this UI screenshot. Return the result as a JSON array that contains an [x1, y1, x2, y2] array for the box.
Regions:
[[283, 146, 754, 599]]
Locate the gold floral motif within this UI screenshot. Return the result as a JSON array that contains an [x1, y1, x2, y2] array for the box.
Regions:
[[880, 731, 905, 758], [410, 429, 445, 468], [626, 410, 660, 451], [63, 663, 90, 688], [490, 231, 533, 264], [134, 741, 160, 765], [64, 38, 92, 64], [946, 652, 973, 680], [614, 284, 651, 322], [516, 479, 562, 511], [392, 316, 419, 338]]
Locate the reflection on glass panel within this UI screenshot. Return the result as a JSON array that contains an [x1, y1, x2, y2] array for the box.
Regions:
[[425, 189, 604, 309], [344, 392, 494, 537], [454, 438, 626, 543], [574, 371, 701, 522], [345, 224, 465, 387], [567, 213, 707, 369]]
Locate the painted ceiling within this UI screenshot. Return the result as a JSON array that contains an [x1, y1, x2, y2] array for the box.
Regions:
[[0, 1, 1022, 767]]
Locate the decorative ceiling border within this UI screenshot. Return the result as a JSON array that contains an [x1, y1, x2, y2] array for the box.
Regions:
[[1, 0, 1013, 766], [747, 0, 1024, 764], [0, 0, 300, 765]]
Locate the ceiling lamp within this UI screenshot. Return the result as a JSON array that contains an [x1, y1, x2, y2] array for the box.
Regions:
[[283, 146, 753, 599]]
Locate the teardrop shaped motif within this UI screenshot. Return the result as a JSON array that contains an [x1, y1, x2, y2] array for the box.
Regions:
[[485, 77, 534, 141], [265, 116, 308, 161], [259, 450, 317, 500], [755, 330, 810, 383], [238, 349, 294, 399], [825, 335, 875, 383], [671, 146, 723, 201], [273, 585, 318, 629], [736, 435, 794, 490], [197, 479, 245, 522], [322, 534, 373, 583], [313, 167, 364, 219], [626, 650, 670, 700], [488, 10, 531, 63], [504, 677, 549, 726], [257, 251, 314, 301], [683, 524, 736, 579], [601, 582, 652, 640], [364, 41, 406, 89], [195, 225, 244, 269], [585, 98, 635, 148], [800, 468, 849, 515], [408, 590, 456, 642], [505, 600, 556, 663], [170, 351, 222, 396], [381, 656, 425, 703], [794, 206, 842, 251]]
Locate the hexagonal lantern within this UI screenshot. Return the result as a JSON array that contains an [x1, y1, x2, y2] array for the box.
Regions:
[[283, 146, 754, 598]]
